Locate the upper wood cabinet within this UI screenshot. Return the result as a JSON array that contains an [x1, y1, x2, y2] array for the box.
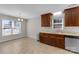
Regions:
[[41, 13, 52, 27], [64, 6, 79, 26]]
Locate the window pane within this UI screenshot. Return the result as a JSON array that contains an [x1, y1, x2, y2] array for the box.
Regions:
[[2, 20, 12, 29], [2, 20, 12, 36], [12, 21, 21, 34], [2, 29, 11, 36]]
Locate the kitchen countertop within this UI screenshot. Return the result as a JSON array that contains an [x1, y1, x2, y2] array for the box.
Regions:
[[40, 31, 79, 37]]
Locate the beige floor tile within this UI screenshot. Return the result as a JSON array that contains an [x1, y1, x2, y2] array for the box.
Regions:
[[0, 37, 74, 54]]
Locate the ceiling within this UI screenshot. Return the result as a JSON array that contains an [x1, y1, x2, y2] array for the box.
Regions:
[[0, 4, 71, 19]]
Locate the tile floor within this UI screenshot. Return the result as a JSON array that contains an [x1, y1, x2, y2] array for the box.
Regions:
[[0, 37, 74, 54]]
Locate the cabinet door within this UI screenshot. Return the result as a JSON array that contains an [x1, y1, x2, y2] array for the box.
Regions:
[[65, 12, 72, 26], [49, 34, 65, 48], [75, 13, 79, 26], [64, 7, 79, 26], [41, 13, 52, 27], [40, 36, 48, 44], [71, 12, 79, 26], [49, 37, 56, 46], [39, 33, 48, 44], [46, 14, 51, 26], [41, 15, 47, 26], [55, 38, 65, 49], [39, 33, 52, 45], [40, 36, 54, 46]]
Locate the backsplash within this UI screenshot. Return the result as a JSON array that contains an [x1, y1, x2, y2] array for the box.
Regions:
[[41, 27, 53, 32], [64, 27, 79, 33], [41, 27, 79, 34], [41, 27, 63, 33]]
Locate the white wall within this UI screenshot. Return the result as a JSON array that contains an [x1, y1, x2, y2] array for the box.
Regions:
[[27, 16, 41, 40], [0, 14, 27, 42]]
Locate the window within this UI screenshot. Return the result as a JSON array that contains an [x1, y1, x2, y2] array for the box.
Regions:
[[53, 11, 63, 30], [2, 20, 21, 36]]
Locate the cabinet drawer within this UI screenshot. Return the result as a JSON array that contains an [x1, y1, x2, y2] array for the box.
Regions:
[[49, 34, 64, 39], [40, 36, 48, 43], [39, 33, 49, 37]]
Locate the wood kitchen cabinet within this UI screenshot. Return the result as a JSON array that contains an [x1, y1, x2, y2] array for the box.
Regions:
[[39, 33, 65, 49], [41, 13, 52, 27], [64, 6, 79, 26]]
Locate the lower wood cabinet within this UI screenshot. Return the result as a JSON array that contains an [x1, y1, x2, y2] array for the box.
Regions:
[[39, 33, 65, 49]]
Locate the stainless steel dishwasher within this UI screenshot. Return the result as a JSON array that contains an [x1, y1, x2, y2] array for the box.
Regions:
[[65, 36, 79, 53]]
